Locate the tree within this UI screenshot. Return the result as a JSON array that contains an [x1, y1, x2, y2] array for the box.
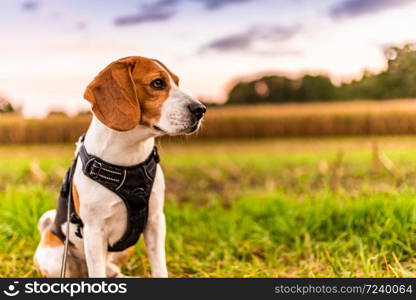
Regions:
[[0, 96, 14, 113], [297, 75, 336, 102], [227, 75, 336, 104], [226, 42, 416, 104], [337, 43, 416, 100]]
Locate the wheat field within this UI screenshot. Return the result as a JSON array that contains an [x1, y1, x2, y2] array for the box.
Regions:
[[2, 99, 416, 143]]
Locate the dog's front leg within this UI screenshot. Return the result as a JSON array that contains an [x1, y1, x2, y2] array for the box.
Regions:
[[83, 223, 107, 277], [144, 211, 168, 277], [144, 166, 168, 278]]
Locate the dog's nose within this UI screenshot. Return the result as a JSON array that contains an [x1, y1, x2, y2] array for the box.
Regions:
[[188, 103, 206, 119]]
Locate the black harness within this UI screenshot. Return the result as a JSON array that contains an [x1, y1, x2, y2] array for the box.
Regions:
[[51, 137, 160, 252]]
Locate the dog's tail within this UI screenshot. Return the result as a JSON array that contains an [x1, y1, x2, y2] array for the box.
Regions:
[[37, 209, 56, 233]]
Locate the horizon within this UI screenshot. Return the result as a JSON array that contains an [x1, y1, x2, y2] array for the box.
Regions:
[[1, 0, 416, 117]]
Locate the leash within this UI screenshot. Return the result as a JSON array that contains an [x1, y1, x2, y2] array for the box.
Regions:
[[59, 151, 81, 278], [60, 193, 71, 278]]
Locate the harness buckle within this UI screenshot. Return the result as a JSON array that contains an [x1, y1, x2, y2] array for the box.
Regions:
[[89, 160, 102, 179], [70, 213, 84, 238]]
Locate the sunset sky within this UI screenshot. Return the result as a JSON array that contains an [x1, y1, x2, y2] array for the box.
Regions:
[[1, 0, 416, 116]]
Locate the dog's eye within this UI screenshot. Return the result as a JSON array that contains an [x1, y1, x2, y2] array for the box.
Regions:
[[150, 78, 166, 90]]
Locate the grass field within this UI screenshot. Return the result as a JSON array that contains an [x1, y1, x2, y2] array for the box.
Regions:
[[1, 137, 416, 277]]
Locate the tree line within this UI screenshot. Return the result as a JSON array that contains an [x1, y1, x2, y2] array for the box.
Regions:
[[227, 43, 416, 104], [0, 96, 15, 113]]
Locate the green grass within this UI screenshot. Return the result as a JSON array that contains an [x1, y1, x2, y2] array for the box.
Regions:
[[1, 136, 416, 277]]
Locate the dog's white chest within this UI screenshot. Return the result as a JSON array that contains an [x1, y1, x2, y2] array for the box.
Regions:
[[74, 164, 128, 248]]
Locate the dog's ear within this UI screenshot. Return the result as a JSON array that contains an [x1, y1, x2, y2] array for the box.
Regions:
[[84, 58, 140, 131]]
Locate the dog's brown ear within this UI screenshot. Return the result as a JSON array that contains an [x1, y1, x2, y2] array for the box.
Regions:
[[84, 58, 140, 131]]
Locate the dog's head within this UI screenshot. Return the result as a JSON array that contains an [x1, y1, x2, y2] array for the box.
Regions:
[[84, 56, 206, 135]]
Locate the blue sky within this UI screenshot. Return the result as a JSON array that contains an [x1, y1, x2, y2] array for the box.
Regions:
[[1, 0, 416, 116]]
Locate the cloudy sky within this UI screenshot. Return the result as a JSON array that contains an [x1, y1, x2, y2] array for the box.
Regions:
[[1, 0, 416, 116]]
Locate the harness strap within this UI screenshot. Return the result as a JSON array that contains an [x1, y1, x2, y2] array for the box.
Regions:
[[58, 149, 80, 277], [79, 144, 159, 187]]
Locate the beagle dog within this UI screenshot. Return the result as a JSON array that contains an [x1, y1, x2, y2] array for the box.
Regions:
[[33, 56, 206, 277]]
